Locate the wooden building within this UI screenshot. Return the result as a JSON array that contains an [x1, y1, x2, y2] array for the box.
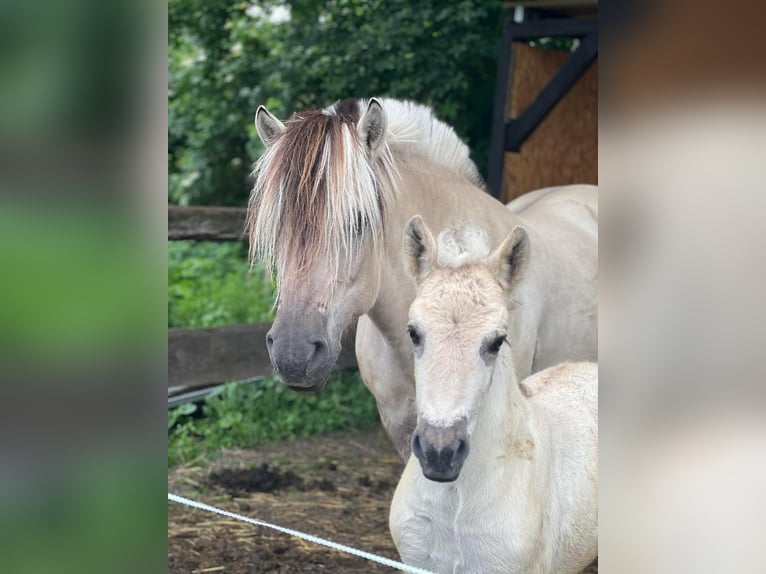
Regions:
[[488, 1, 598, 202]]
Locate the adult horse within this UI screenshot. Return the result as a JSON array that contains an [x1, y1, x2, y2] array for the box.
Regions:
[[248, 97, 597, 458]]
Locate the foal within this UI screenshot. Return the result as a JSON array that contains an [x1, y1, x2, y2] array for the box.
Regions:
[[389, 217, 598, 574]]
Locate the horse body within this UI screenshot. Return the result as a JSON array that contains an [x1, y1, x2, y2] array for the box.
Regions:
[[389, 221, 597, 573], [508, 184, 598, 375], [249, 97, 597, 459]]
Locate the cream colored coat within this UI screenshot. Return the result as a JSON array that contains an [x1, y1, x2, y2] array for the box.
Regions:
[[390, 362, 598, 574]]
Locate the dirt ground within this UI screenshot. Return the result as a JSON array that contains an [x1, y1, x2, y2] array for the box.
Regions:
[[168, 425, 597, 573], [169, 426, 406, 573]]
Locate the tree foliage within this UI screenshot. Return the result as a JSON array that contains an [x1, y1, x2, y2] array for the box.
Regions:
[[169, 0, 503, 206]]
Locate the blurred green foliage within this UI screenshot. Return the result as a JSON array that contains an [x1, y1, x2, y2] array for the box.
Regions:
[[168, 371, 380, 466], [0, 455, 162, 574], [0, 0, 140, 141], [169, 0, 503, 206], [0, 202, 156, 365]]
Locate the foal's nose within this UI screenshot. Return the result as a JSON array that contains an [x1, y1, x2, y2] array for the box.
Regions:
[[412, 420, 469, 482]]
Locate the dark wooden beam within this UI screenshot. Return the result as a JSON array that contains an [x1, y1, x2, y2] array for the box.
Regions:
[[488, 9, 517, 199], [168, 323, 358, 389], [168, 205, 248, 241], [504, 32, 598, 153], [505, 16, 598, 40], [487, 13, 598, 198]]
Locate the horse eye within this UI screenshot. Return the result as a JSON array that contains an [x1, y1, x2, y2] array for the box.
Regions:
[[487, 335, 506, 355], [407, 326, 421, 347], [352, 212, 367, 236]]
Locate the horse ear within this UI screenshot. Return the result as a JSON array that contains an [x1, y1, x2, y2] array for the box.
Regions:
[[255, 106, 285, 148], [491, 226, 530, 292], [358, 98, 387, 155], [403, 215, 436, 282]]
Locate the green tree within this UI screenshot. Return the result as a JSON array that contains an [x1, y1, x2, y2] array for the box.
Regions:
[[169, 0, 503, 207]]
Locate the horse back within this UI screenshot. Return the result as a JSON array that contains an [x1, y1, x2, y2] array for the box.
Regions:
[[510, 186, 599, 374], [520, 362, 598, 423]]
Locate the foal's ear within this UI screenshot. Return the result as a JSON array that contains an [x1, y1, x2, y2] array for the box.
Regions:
[[403, 215, 436, 282], [255, 106, 285, 148], [490, 226, 530, 292], [357, 98, 387, 156]]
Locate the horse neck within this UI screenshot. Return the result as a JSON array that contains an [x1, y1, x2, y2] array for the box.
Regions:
[[469, 347, 537, 464], [368, 159, 520, 339], [391, 159, 519, 238]]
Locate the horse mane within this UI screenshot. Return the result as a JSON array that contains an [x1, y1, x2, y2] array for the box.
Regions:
[[379, 99, 483, 188], [436, 223, 491, 269], [247, 98, 483, 290]]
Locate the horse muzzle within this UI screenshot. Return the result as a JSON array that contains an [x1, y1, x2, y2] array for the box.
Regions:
[[265, 324, 336, 391], [411, 420, 469, 482]]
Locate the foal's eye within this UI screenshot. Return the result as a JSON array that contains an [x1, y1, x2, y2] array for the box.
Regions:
[[486, 335, 506, 356], [407, 326, 422, 347]]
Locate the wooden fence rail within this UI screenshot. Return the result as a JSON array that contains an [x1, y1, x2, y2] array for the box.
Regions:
[[168, 205, 248, 241], [168, 322, 358, 390]]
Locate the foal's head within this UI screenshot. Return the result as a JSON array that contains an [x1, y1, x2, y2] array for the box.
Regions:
[[403, 216, 530, 482], [249, 99, 395, 391]]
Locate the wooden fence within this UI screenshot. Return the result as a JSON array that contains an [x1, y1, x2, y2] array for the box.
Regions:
[[168, 206, 358, 394]]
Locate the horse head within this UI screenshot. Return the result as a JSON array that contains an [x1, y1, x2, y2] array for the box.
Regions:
[[403, 216, 529, 480], [249, 98, 393, 390]]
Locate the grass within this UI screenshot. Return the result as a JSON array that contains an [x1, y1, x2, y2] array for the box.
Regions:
[[168, 241, 380, 467], [168, 241, 275, 329], [168, 371, 380, 467]]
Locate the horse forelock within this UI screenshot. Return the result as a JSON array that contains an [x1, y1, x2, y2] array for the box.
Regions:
[[436, 223, 491, 268], [247, 97, 482, 292], [247, 99, 395, 290]]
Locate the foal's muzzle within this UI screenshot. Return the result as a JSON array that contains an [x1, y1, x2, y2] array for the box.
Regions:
[[412, 420, 469, 482]]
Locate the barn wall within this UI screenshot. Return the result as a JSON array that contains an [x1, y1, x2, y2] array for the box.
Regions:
[[502, 43, 598, 203]]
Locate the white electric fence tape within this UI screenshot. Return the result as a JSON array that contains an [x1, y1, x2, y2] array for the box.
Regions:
[[168, 493, 435, 574]]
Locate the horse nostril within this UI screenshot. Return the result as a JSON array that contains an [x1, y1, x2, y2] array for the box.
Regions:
[[412, 432, 424, 460], [305, 339, 330, 372], [309, 339, 327, 361], [266, 333, 274, 351], [456, 438, 468, 461]]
